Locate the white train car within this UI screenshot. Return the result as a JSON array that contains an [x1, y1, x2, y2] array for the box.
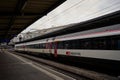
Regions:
[[15, 24, 120, 61], [15, 24, 120, 76]]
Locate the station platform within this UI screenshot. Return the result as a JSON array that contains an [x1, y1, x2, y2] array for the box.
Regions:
[[0, 49, 55, 80]]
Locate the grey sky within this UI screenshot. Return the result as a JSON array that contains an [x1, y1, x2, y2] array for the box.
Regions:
[[22, 0, 120, 33]]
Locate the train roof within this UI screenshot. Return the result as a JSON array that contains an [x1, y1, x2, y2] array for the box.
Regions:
[[16, 10, 120, 44]]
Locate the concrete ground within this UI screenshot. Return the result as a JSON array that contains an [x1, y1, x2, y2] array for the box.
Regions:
[[0, 49, 56, 80]]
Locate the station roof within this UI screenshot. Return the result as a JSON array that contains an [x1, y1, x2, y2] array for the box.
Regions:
[[0, 0, 66, 42], [16, 10, 120, 44]]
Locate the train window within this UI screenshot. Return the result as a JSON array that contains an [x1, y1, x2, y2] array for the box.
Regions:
[[51, 43, 54, 49], [50, 42, 53, 49], [45, 43, 48, 49], [52, 42, 57, 49], [91, 38, 104, 49], [85, 40, 92, 49], [40, 44, 42, 48], [68, 40, 72, 49], [71, 40, 77, 49], [30, 45, 32, 48], [18, 35, 120, 50], [66, 40, 72, 49], [52, 42, 55, 49], [92, 38, 99, 49], [117, 40, 120, 50], [40, 44, 43, 49], [70, 40, 73, 49], [76, 39, 81, 49], [34, 44, 37, 48], [107, 38, 114, 50], [31, 45, 33, 48], [64, 41, 69, 49], [28, 45, 31, 48], [57, 42, 60, 49], [58, 42, 64, 49], [62, 41, 65, 49], [106, 38, 110, 50], [37, 44, 39, 48], [28, 45, 30, 48], [76, 39, 80, 49], [80, 39, 87, 49], [32, 44, 35, 48], [38, 44, 40, 48], [108, 37, 117, 50], [99, 39, 107, 49], [43, 44, 45, 48]]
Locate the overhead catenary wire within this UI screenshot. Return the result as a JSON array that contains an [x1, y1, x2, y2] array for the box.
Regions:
[[39, 0, 120, 28], [39, 0, 85, 27]]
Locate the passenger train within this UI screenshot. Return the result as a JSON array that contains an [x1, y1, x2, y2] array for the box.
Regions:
[[15, 24, 120, 74]]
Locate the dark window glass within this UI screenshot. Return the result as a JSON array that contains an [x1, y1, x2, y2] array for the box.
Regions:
[[17, 35, 120, 50], [58, 42, 64, 49], [117, 40, 120, 50], [107, 37, 117, 50], [71, 40, 76, 49], [64, 41, 69, 49]]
